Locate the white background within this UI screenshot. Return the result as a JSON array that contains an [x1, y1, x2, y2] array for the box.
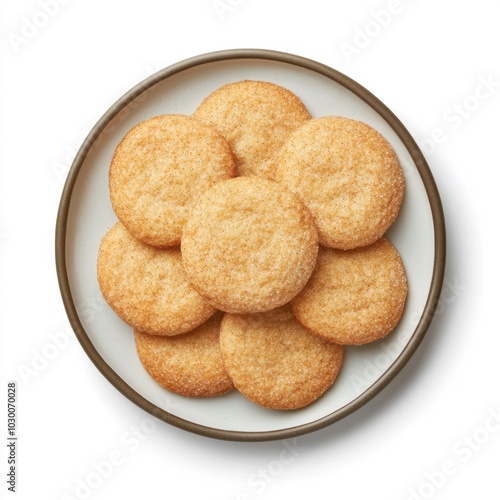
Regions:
[[1, 1, 499, 499]]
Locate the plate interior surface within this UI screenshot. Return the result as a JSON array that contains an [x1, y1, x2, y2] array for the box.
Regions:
[[57, 51, 444, 440]]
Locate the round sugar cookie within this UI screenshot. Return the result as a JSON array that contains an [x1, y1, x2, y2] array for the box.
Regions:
[[97, 222, 216, 336], [274, 116, 405, 250], [181, 177, 319, 314], [135, 313, 233, 398], [109, 114, 235, 247], [291, 238, 408, 345], [220, 306, 345, 410], [193, 80, 311, 179]]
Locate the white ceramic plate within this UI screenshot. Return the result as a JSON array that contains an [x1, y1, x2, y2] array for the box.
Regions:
[[56, 49, 445, 441]]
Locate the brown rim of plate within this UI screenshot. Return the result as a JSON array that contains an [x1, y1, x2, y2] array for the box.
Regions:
[[55, 48, 446, 442]]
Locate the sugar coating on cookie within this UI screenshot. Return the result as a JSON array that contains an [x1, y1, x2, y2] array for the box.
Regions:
[[135, 313, 233, 398], [220, 305, 344, 410], [274, 116, 405, 250], [181, 177, 319, 314], [97, 222, 216, 336], [193, 80, 311, 179], [291, 238, 408, 345], [109, 114, 235, 248]]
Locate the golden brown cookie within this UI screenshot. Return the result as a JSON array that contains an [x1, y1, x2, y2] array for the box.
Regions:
[[193, 80, 311, 179], [220, 306, 345, 410], [274, 116, 405, 250], [181, 177, 319, 314], [135, 313, 233, 397], [97, 222, 216, 336], [109, 114, 235, 248], [291, 238, 408, 345]]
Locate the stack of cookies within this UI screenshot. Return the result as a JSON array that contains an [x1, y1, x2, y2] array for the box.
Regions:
[[97, 80, 407, 410]]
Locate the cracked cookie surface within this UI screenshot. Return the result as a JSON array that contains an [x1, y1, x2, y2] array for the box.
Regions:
[[135, 313, 233, 397], [220, 305, 344, 410], [193, 80, 311, 179], [291, 238, 408, 345], [181, 177, 318, 313], [110, 114, 235, 247], [274, 116, 404, 250], [97, 222, 216, 336]]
